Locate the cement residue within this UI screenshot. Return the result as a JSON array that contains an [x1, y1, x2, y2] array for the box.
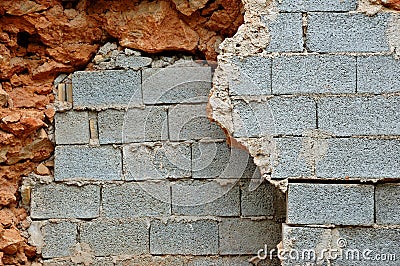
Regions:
[[387, 13, 400, 57], [70, 243, 95, 266]]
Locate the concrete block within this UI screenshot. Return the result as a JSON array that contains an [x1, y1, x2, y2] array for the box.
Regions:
[[123, 142, 191, 181], [187, 256, 280, 266], [287, 183, 374, 225], [232, 97, 316, 137], [272, 137, 312, 179], [115, 256, 187, 266], [307, 13, 391, 52], [316, 138, 400, 179], [80, 219, 149, 256], [228, 56, 272, 96], [115, 54, 152, 70], [281, 226, 331, 266], [318, 96, 400, 136], [102, 182, 171, 218], [192, 141, 250, 179], [219, 219, 281, 255], [277, 0, 357, 11], [98, 107, 168, 144], [142, 67, 211, 104], [358, 55, 400, 93], [169, 104, 225, 141], [42, 221, 77, 258], [283, 226, 400, 265], [376, 184, 400, 224], [272, 55, 356, 94], [171, 180, 240, 216], [240, 180, 274, 217], [31, 184, 100, 219], [150, 219, 218, 255], [55, 111, 89, 144], [72, 70, 142, 109], [54, 145, 122, 181], [331, 227, 400, 265], [264, 13, 303, 52]]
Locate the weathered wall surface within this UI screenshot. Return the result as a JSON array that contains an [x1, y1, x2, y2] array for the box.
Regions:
[[0, 0, 243, 265], [28, 46, 285, 265], [209, 0, 400, 265]]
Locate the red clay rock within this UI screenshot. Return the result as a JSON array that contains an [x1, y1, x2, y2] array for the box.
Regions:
[[379, 0, 400, 10]]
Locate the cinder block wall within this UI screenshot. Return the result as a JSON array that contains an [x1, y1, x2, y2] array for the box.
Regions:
[[209, 0, 400, 265], [28, 46, 285, 265]]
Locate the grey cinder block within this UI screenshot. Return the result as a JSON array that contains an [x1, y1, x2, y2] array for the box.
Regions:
[[232, 97, 316, 137], [272, 55, 356, 94], [219, 218, 281, 255], [72, 70, 142, 109], [150, 219, 218, 255], [42, 221, 77, 258], [272, 137, 312, 179], [228, 56, 272, 96], [277, 0, 357, 11], [31, 184, 100, 219], [171, 180, 240, 216], [80, 219, 149, 256], [55, 111, 89, 144], [168, 104, 225, 141], [123, 142, 191, 181], [142, 67, 211, 104], [98, 107, 168, 144], [240, 180, 275, 217], [102, 182, 171, 218], [264, 13, 303, 53], [54, 145, 122, 181], [192, 141, 250, 179], [358, 55, 400, 93], [316, 138, 400, 179], [376, 184, 400, 224], [307, 13, 391, 52], [318, 96, 400, 136], [287, 183, 374, 225]]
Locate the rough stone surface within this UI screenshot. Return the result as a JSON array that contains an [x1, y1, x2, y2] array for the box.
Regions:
[[169, 104, 226, 141], [287, 183, 374, 225], [228, 56, 272, 96], [31, 184, 100, 219], [272, 55, 356, 94], [318, 96, 400, 136], [115, 54, 152, 70], [142, 67, 211, 104], [80, 219, 149, 256], [357, 56, 400, 93], [123, 142, 191, 180], [98, 107, 168, 144], [376, 184, 400, 224], [150, 219, 218, 255], [172, 180, 240, 216], [316, 138, 400, 179], [307, 13, 391, 52], [72, 70, 142, 109], [276, 0, 357, 11], [232, 97, 316, 137], [219, 219, 281, 255], [55, 145, 122, 180], [102, 182, 171, 218], [264, 13, 303, 53], [42, 222, 77, 259], [55, 111, 89, 144]]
